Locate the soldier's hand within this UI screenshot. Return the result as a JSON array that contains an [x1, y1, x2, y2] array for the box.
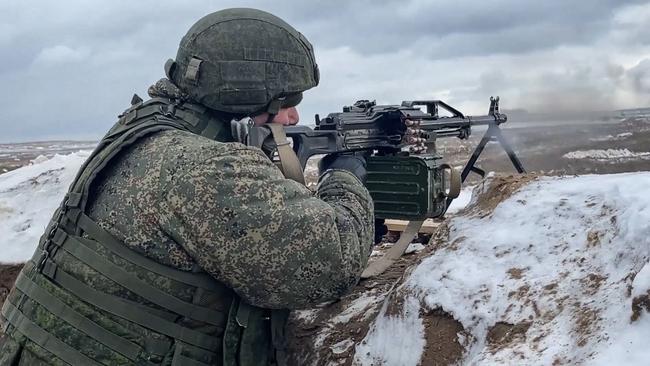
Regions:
[[318, 152, 367, 183]]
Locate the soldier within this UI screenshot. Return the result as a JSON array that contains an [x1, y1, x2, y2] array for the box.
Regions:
[[0, 8, 373, 365]]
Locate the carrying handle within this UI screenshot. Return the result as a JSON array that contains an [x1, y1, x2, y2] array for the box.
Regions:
[[440, 163, 461, 199]]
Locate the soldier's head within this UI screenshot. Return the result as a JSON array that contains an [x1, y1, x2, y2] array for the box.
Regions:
[[165, 8, 319, 126]]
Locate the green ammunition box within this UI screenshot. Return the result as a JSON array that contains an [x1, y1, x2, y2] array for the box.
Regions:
[[366, 155, 448, 220]]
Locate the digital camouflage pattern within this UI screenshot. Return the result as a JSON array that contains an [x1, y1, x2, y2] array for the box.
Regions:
[[0, 80, 374, 364], [91, 128, 374, 309]]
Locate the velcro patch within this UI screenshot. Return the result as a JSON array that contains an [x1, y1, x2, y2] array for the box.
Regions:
[[220, 61, 265, 82], [244, 48, 306, 67], [220, 89, 268, 105]]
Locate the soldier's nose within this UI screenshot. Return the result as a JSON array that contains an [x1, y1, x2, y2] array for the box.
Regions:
[[289, 107, 299, 125]]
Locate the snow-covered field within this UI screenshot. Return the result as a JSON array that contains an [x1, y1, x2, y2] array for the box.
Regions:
[[588, 132, 634, 142], [563, 148, 650, 161], [0, 151, 91, 263], [1, 152, 649, 365], [0, 141, 97, 173]]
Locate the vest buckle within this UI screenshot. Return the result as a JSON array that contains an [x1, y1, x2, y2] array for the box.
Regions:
[[36, 206, 63, 272]]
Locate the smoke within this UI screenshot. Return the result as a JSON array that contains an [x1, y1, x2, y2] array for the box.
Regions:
[[627, 58, 650, 94]]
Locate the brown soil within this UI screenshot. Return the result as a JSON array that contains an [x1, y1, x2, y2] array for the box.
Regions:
[[573, 306, 600, 347], [486, 322, 531, 353], [580, 273, 607, 296], [463, 174, 540, 217], [507, 268, 526, 280], [586, 230, 602, 247], [0, 264, 23, 305], [631, 291, 650, 322], [419, 309, 467, 366]]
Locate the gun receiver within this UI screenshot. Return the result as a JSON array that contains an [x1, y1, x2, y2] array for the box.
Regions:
[[279, 97, 525, 220]]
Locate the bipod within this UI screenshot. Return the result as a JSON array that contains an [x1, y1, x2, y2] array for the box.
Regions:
[[461, 123, 526, 182], [445, 122, 526, 209]]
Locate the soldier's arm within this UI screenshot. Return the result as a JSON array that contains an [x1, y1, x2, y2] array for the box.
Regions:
[[159, 144, 374, 309]]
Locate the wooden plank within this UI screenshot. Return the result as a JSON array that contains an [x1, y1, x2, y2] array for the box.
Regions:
[[384, 219, 440, 234]]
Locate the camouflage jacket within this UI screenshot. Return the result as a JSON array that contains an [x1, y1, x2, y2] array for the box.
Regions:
[[89, 128, 375, 309]]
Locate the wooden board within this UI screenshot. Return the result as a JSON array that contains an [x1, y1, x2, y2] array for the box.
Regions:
[[384, 219, 440, 234]]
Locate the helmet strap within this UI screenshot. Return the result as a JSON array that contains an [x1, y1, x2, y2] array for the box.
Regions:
[[266, 98, 283, 115], [164, 59, 177, 80]]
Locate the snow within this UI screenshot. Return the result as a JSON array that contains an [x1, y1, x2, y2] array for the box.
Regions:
[[446, 185, 474, 214], [563, 148, 650, 160], [589, 132, 633, 142], [631, 263, 650, 299], [0, 151, 90, 263], [355, 297, 426, 366], [331, 339, 356, 355], [590, 315, 650, 365], [359, 173, 650, 365], [404, 243, 425, 254], [332, 292, 383, 324], [0, 141, 97, 155]]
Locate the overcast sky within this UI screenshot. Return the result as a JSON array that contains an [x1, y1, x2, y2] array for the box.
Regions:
[[1, 0, 650, 142]]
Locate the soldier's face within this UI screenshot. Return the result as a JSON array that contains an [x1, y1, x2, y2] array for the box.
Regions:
[[252, 107, 300, 126]]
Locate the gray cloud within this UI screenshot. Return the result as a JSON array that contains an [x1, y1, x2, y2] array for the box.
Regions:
[[293, 0, 646, 57], [1, 1, 650, 142]]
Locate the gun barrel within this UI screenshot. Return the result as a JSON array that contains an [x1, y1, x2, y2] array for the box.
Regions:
[[418, 113, 506, 128], [417, 113, 507, 139]]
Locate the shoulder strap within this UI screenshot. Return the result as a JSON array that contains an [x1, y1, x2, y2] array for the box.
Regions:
[[267, 123, 305, 184]]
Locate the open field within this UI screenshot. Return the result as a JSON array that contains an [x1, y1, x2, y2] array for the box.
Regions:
[[2, 116, 649, 179], [437, 116, 650, 181], [0, 141, 97, 173]]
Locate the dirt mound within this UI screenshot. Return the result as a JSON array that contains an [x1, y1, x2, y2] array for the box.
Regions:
[[462, 173, 539, 217]]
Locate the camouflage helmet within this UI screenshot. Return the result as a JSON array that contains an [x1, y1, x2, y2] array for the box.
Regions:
[[165, 8, 319, 115]]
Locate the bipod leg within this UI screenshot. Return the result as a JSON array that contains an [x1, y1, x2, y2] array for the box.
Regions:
[[460, 127, 493, 183], [444, 127, 493, 210], [491, 125, 526, 174]]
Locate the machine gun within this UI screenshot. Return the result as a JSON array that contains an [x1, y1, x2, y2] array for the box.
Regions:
[[246, 97, 526, 278], [253, 97, 525, 220]]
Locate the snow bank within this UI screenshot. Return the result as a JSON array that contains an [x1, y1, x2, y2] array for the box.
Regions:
[[446, 185, 474, 214], [0, 151, 90, 263], [358, 173, 650, 365], [563, 148, 650, 160]]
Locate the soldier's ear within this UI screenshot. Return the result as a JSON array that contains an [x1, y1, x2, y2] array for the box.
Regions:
[[164, 59, 177, 80]]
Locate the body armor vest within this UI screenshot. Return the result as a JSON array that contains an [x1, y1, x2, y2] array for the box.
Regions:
[[1, 97, 288, 365]]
